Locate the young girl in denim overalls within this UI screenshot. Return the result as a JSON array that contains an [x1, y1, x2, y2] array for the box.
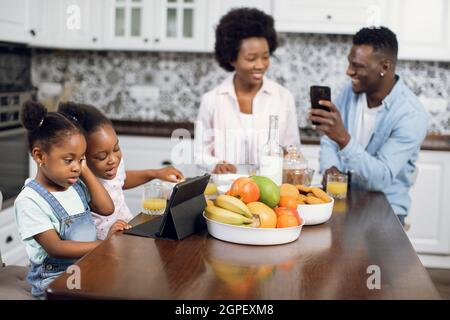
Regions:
[[14, 101, 131, 299]]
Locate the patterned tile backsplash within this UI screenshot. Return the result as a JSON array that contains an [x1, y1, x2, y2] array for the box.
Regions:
[[30, 33, 450, 134]]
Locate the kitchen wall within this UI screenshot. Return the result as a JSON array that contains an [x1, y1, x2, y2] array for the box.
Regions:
[[31, 33, 450, 134]]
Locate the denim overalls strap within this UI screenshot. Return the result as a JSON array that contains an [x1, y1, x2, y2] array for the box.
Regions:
[[25, 180, 71, 223], [71, 181, 89, 211], [24, 179, 97, 299]]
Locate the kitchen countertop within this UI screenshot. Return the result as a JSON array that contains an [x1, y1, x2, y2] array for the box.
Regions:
[[46, 190, 439, 299], [112, 120, 450, 152]]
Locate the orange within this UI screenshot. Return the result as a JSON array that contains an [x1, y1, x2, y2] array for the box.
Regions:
[[276, 214, 299, 228], [278, 196, 298, 209], [274, 207, 302, 224]]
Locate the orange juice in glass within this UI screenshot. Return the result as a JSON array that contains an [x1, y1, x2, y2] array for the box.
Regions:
[[326, 173, 348, 199], [142, 183, 169, 215]]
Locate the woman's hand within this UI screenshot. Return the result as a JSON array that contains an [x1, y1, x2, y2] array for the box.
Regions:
[[107, 219, 131, 238], [153, 166, 184, 182], [213, 161, 237, 174]]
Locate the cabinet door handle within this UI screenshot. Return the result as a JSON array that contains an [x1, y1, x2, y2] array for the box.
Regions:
[[326, 14, 333, 20], [162, 160, 172, 166], [143, 38, 149, 43], [29, 29, 36, 36], [6, 236, 13, 244], [92, 37, 97, 42], [154, 38, 160, 43]]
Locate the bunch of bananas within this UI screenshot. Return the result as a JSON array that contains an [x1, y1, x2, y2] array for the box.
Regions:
[[205, 195, 254, 226]]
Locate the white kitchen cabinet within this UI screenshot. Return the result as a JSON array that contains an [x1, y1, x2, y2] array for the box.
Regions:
[[103, 0, 207, 52], [406, 151, 450, 256], [154, 0, 207, 51], [274, 0, 388, 35], [386, 0, 450, 61], [0, 0, 30, 44], [103, 0, 154, 50], [28, 0, 57, 47], [55, 0, 103, 49], [28, 0, 102, 49], [0, 206, 28, 267], [206, 0, 273, 51]]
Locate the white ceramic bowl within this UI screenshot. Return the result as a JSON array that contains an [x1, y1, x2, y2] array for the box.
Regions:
[[203, 212, 305, 246], [216, 184, 230, 195], [211, 173, 247, 186], [205, 237, 304, 265], [297, 197, 334, 225]]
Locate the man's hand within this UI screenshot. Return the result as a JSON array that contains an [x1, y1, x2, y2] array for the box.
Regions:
[[154, 166, 184, 183], [309, 100, 351, 149], [322, 166, 341, 188], [213, 161, 237, 174]]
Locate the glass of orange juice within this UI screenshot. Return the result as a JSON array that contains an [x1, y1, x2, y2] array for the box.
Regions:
[[142, 183, 169, 215], [326, 173, 348, 199]]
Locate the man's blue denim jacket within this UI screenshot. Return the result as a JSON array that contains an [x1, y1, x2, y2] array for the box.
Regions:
[[319, 76, 428, 216]]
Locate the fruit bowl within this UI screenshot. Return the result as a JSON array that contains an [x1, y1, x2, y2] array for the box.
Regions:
[[297, 197, 334, 225], [203, 212, 305, 246]]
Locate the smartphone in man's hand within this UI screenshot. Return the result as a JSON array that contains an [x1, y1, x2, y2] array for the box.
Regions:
[[310, 85, 331, 125]]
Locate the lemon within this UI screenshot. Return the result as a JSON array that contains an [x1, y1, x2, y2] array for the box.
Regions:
[[204, 183, 218, 196]]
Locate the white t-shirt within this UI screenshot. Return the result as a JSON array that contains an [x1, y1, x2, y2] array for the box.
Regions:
[[91, 158, 134, 240], [14, 180, 91, 264], [355, 93, 383, 149]]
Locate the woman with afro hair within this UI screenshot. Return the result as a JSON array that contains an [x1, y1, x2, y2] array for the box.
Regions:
[[195, 8, 301, 174]]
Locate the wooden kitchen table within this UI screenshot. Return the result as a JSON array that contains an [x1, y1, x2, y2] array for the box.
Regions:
[[47, 190, 440, 299]]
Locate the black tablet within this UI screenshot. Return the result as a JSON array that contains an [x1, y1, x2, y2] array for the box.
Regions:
[[124, 173, 210, 240]]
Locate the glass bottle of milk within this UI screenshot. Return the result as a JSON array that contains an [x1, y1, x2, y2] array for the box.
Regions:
[[259, 115, 283, 185]]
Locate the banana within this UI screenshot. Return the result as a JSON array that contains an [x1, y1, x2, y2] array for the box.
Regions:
[[241, 215, 261, 228], [214, 195, 252, 218], [205, 205, 253, 225]]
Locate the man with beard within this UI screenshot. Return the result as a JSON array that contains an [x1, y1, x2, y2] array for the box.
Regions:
[[311, 27, 428, 226]]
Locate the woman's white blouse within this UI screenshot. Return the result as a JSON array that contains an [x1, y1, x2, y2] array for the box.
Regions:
[[194, 74, 301, 170]]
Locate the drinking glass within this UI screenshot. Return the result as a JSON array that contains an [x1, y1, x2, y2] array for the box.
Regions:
[[326, 173, 348, 199], [142, 183, 170, 215]]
